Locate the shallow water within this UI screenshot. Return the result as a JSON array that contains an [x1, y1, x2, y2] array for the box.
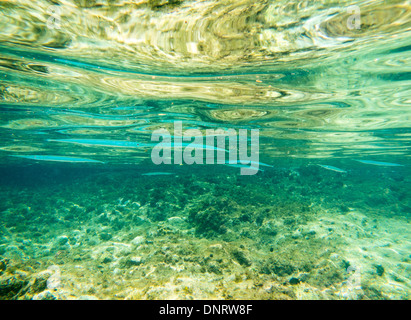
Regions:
[[0, 0, 410, 300]]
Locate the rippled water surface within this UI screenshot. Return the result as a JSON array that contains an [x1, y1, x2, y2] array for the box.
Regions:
[[0, 0, 410, 300], [1, 0, 410, 163]]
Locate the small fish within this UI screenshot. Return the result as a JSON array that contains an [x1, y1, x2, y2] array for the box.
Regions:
[[225, 164, 265, 172], [225, 160, 273, 167], [354, 160, 404, 167], [317, 164, 347, 173], [11, 155, 104, 163], [141, 172, 175, 176], [49, 139, 228, 152], [250, 161, 273, 168], [49, 139, 152, 148]]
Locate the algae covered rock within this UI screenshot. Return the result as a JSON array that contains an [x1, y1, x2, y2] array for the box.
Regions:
[[188, 197, 236, 237], [57, 235, 69, 246], [100, 253, 113, 264], [78, 295, 99, 300], [32, 289, 60, 300], [260, 257, 295, 276], [30, 270, 53, 293], [0, 274, 29, 299], [99, 232, 112, 241], [126, 256, 143, 267], [0, 259, 9, 275], [131, 236, 145, 246], [231, 249, 251, 267]]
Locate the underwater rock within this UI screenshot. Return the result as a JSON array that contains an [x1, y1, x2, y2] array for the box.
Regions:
[[3, 245, 27, 260], [298, 273, 310, 283], [0, 269, 52, 299], [0, 274, 28, 299], [206, 262, 222, 275], [131, 236, 145, 246], [188, 207, 227, 237], [376, 265, 385, 277], [164, 254, 179, 264], [32, 289, 60, 300], [78, 295, 99, 300], [329, 253, 339, 261], [99, 232, 112, 241], [259, 220, 278, 236], [260, 257, 295, 276], [167, 216, 186, 226], [132, 215, 149, 226], [100, 253, 113, 264], [22, 239, 31, 246], [54, 236, 71, 252], [291, 229, 303, 239], [86, 237, 100, 246], [209, 244, 224, 252], [127, 256, 143, 266], [56, 235, 69, 246], [37, 248, 52, 258], [0, 259, 9, 275], [231, 249, 251, 267], [30, 270, 53, 293]]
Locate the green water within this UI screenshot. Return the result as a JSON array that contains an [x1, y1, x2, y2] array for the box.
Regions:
[[0, 0, 410, 300]]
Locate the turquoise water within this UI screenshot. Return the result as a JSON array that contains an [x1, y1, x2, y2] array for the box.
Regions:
[[0, 0, 410, 300]]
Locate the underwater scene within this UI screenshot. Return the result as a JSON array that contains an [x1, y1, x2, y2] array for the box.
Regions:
[[0, 0, 410, 300]]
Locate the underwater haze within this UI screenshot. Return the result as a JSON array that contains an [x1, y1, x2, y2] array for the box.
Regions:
[[0, 0, 410, 300]]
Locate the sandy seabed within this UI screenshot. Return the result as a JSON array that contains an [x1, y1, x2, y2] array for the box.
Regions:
[[0, 165, 410, 300]]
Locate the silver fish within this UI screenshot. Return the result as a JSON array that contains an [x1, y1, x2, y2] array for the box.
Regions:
[[354, 160, 404, 167], [141, 172, 175, 176], [48, 139, 151, 148], [317, 164, 347, 173], [11, 155, 104, 163], [225, 164, 265, 172]]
